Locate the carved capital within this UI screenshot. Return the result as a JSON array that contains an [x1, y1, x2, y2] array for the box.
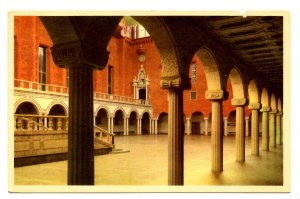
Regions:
[[260, 106, 271, 112], [231, 98, 247, 106], [51, 40, 109, 70], [160, 75, 191, 90], [276, 111, 283, 116], [248, 103, 261, 110], [205, 90, 226, 100], [269, 109, 278, 114]]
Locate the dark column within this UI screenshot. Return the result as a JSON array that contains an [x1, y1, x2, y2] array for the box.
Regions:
[[167, 88, 184, 185], [68, 65, 94, 185]]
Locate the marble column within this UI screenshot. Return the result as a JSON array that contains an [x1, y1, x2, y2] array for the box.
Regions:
[[276, 112, 282, 145], [186, 118, 191, 135], [111, 117, 114, 135], [245, 117, 249, 137], [126, 117, 129, 135], [149, 119, 152, 134], [232, 98, 246, 162], [248, 103, 260, 156], [108, 116, 111, 134], [167, 88, 184, 185], [223, 117, 228, 136], [204, 117, 209, 136], [261, 107, 270, 151], [269, 110, 277, 148]]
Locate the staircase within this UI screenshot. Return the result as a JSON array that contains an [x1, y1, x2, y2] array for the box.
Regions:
[[94, 125, 115, 155]]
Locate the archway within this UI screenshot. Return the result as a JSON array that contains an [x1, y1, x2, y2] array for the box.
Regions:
[[48, 104, 67, 130], [96, 108, 109, 132], [15, 102, 39, 130], [129, 111, 138, 135], [227, 110, 236, 136], [113, 110, 125, 136], [141, 112, 150, 134], [190, 111, 205, 135], [157, 112, 168, 134]]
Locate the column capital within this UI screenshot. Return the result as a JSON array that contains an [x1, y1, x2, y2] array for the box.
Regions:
[[205, 90, 228, 100], [231, 98, 247, 106], [260, 106, 271, 112], [269, 109, 278, 114], [185, 117, 191, 121], [51, 40, 109, 70], [223, 117, 228, 120], [160, 74, 191, 90], [203, 117, 209, 120], [245, 117, 249, 120], [248, 103, 261, 110], [276, 111, 283, 116]]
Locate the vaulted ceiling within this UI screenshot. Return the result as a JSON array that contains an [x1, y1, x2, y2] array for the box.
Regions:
[[194, 16, 283, 93]]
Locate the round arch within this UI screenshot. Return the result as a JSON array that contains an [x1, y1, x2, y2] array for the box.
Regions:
[[15, 101, 39, 115], [140, 109, 152, 119], [48, 104, 67, 116], [45, 101, 68, 115], [195, 47, 222, 91], [261, 88, 270, 108], [228, 67, 245, 99], [112, 107, 126, 118], [277, 98, 282, 112], [95, 105, 110, 117], [270, 93, 277, 111], [248, 79, 260, 104], [14, 98, 42, 114], [157, 112, 168, 134]]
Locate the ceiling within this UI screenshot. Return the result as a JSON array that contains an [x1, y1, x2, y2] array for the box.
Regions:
[[197, 16, 283, 93]]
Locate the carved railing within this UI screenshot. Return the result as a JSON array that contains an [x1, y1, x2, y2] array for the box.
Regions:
[[14, 79, 150, 105], [94, 125, 115, 148]]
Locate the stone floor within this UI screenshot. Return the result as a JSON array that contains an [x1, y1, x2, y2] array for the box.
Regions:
[[14, 135, 283, 186]]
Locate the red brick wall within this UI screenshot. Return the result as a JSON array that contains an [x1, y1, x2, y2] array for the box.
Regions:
[[14, 16, 239, 119]]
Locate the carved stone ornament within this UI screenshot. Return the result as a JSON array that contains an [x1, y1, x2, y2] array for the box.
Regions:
[[276, 111, 283, 116], [205, 90, 224, 100], [231, 98, 247, 106], [269, 109, 278, 114], [248, 103, 261, 110], [160, 77, 181, 89], [260, 106, 271, 112], [51, 40, 109, 70]]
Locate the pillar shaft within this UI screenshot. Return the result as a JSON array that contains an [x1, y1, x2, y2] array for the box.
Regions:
[[168, 89, 184, 185], [68, 65, 94, 185], [262, 111, 269, 151], [269, 113, 276, 147], [276, 114, 281, 145], [223, 118, 228, 136], [155, 119, 158, 135], [111, 117, 114, 135], [204, 118, 209, 136], [245, 118, 249, 137], [235, 106, 245, 162], [251, 109, 259, 155], [186, 118, 191, 135], [123, 117, 127, 136], [211, 100, 223, 172]]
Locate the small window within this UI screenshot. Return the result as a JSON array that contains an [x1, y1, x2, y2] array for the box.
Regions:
[[191, 62, 196, 82], [191, 91, 197, 100], [108, 65, 113, 94], [38, 46, 47, 90]]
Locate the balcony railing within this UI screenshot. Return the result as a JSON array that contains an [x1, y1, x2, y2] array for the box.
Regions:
[[14, 79, 150, 105]]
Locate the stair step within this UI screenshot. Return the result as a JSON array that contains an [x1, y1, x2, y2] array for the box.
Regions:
[[110, 149, 130, 154]]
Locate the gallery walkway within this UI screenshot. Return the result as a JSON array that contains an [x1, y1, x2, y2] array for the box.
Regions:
[[14, 135, 283, 186]]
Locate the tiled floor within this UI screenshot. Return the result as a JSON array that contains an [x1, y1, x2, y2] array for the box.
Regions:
[[14, 135, 283, 186]]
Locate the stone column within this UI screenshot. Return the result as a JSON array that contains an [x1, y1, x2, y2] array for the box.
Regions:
[[126, 117, 129, 135], [108, 116, 111, 134], [248, 103, 260, 156], [186, 118, 191, 135], [261, 107, 270, 151], [205, 90, 225, 172], [65, 118, 69, 131], [245, 117, 249, 137], [149, 119, 152, 134], [155, 119, 158, 135], [204, 117, 209, 136], [39, 117, 44, 130], [167, 88, 184, 185], [269, 109, 277, 148], [223, 117, 228, 136], [111, 117, 114, 135], [232, 98, 246, 162], [44, 117, 48, 128], [123, 117, 127, 136], [17, 117, 22, 130], [276, 112, 282, 145]]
